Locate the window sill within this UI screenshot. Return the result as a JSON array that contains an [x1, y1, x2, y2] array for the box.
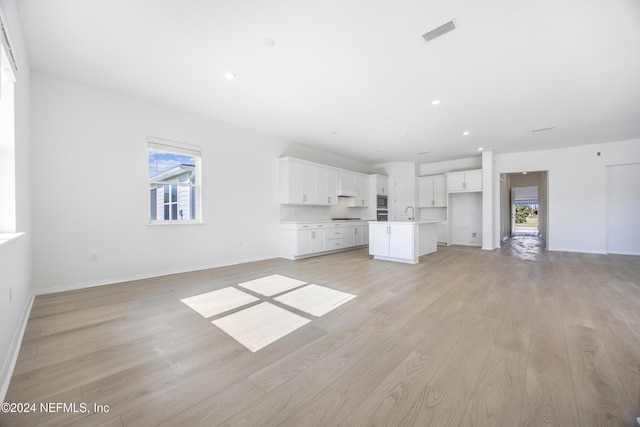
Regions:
[[147, 221, 204, 227], [0, 232, 25, 247]]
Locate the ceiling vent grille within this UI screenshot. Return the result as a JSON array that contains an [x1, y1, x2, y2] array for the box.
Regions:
[[531, 126, 556, 133], [422, 20, 457, 43]]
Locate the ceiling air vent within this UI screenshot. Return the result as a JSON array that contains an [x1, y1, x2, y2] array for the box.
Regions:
[[531, 126, 556, 133], [422, 20, 457, 43]]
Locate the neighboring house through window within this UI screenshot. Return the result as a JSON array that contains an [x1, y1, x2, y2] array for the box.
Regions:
[[148, 137, 201, 223]]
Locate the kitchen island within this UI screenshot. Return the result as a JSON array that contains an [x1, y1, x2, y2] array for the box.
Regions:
[[369, 220, 440, 264]]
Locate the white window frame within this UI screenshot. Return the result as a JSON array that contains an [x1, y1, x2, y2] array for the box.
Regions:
[[148, 137, 202, 225], [0, 14, 17, 234]]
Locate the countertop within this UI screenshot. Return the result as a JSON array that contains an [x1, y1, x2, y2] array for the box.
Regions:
[[368, 220, 442, 225], [281, 219, 374, 224]]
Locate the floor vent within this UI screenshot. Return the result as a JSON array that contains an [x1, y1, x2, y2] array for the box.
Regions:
[[422, 20, 457, 43]]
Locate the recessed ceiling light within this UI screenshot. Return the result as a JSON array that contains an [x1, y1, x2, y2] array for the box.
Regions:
[[463, 131, 470, 136], [376, 149, 383, 152], [224, 72, 236, 80], [477, 147, 483, 151], [263, 38, 275, 47], [522, 171, 528, 175], [432, 99, 441, 105], [330, 131, 338, 135]]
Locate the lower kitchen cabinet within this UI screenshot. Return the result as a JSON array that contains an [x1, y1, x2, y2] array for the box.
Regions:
[[280, 221, 369, 260], [369, 220, 439, 264], [297, 229, 325, 255], [369, 222, 414, 260], [346, 225, 368, 246]]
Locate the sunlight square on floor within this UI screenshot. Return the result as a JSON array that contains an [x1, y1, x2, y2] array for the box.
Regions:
[[212, 302, 311, 352], [274, 284, 356, 317], [180, 287, 259, 318], [238, 274, 307, 296]]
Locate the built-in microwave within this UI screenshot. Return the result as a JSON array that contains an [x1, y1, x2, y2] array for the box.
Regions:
[[377, 195, 388, 209]]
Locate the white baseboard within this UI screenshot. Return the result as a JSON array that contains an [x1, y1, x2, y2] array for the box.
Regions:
[[33, 256, 275, 296], [0, 294, 35, 403]]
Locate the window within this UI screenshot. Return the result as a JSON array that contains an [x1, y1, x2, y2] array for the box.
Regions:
[[148, 138, 201, 223], [0, 16, 17, 233]]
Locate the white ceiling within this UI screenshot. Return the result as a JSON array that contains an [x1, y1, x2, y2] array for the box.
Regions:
[[15, 0, 640, 164]]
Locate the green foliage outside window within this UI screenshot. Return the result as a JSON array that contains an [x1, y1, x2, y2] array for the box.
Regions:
[[515, 205, 533, 224]]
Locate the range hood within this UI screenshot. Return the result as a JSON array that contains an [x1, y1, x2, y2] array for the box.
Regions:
[[338, 175, 358, 197]]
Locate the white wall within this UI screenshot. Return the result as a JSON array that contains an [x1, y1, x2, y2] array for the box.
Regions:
[[606, 163, 640, 255], [30, 71, 356, 292], [450, 192, 483, 246], [419, 157, 482, 176], [494, 139, 640, 253], [0, 0, 32, 402]]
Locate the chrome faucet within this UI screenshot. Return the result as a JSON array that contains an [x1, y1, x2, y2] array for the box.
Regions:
[[405, 205, 415, 221]]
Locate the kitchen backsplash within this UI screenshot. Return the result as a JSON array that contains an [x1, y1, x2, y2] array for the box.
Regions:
[[280, 197, 371, 222]]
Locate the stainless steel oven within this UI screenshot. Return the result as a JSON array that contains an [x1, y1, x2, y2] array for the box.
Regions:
[[377, 211, 388, 221]]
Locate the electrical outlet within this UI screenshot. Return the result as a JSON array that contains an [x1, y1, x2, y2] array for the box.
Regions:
[[472, 232, 477, 238], [90, 252, 98, 262]]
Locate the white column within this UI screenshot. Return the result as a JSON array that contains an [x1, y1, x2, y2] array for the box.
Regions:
[[481, 151, 495, 250]]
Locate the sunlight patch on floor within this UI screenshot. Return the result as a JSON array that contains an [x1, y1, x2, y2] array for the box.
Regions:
[[238, 274, 307, 296], [181, 274, 356, 352], [180, 287, 259, 318], [212, 302, 311, 352], [275, 284, 356, 317]]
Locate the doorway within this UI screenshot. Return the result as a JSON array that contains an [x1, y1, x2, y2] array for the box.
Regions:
[[500, 171, 548, 248], [512, 186, 539, 236]]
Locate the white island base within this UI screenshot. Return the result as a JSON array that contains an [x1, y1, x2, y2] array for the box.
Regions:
[[369, 220, 439, 264]]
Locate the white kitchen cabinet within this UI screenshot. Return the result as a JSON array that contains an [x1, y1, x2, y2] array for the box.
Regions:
[[280, 158, 315, 204], [368, 223, 413, 259], [347, 225, 366, 246], [418, 175, 446, 207], [280, 158, 338, 205], [325, 225, 347, 250], [446, 169, 483, 192], [368, 223, 391, 257], [297, 228, 326, 255], [280, 221, 368, 260], [302, 163, 318, 204], [317, 167, 338, 206], [374, 175, 389, 196], [369, 221, 438, 264]]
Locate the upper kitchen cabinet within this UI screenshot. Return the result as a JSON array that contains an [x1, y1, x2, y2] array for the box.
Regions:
[[280, 157, 338, 205], [418, 175, 446, 207], [373, 174, 389, 196], [317, 167, 338, 206], [446, 169, 483, 193]]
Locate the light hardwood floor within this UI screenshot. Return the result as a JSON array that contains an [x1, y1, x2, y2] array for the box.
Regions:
[[2, 239, 640, 426]]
